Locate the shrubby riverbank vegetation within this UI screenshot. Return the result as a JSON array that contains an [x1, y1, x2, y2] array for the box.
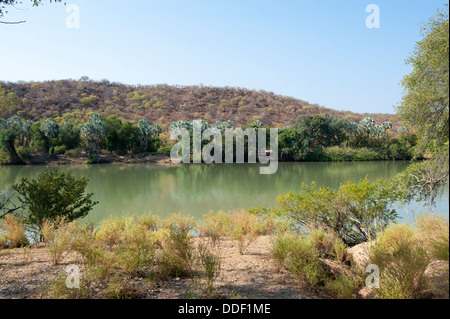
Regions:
[[0, 4, 448, 300], [0, 110, 417, 165], [0, 170, 448, 299]]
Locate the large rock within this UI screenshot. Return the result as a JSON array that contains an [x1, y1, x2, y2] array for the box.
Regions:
[[425, 260, 449, 299], [345, 242, 370, 271], [357, 287, 376, 299], [320, 258, 355, 278]]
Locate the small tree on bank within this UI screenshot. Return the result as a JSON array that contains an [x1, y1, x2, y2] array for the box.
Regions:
[[13, 169, 98, 237]]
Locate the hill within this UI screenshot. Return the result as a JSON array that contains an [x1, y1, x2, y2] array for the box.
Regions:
[[0, 79, 401, 130]]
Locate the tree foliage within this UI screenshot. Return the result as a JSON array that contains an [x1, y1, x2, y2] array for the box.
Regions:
[[80, 113, 106, 154], [395, 6, 449, 210], [397, 5, 449, 157], [0, 116, 24, 164], [251, 178, 399, 246], [13, 169, 97, 234]]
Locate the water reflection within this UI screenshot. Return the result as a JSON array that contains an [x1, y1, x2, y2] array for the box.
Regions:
[[1, 161, 448, 224]]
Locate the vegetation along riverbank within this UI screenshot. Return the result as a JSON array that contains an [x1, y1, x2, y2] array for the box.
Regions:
[[0, 169, 448, 299], [0, 3, 448, 301]]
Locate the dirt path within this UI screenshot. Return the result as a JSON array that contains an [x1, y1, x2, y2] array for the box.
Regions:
[[0, 236, 322, 299]]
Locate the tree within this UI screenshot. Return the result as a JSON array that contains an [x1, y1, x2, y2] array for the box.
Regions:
[[394, 156, 449, 211], [327, 115, 350, 146], [397, 5, 449, 157], [0, 186, 21, 218], [20, 119, 33, 147], [40, 119, 59, 154], [56, 120, 80, 150], [0, 87, 18, 117], [117, 121, 139, 154], [395, 6, 449, 210], [137, 119, 152, 152], [13, 169, 98, 236], [0, 0, 63, 24], [0, 116, 24, 164], [103, 116, 122, 153], [81, 113, 106, 155]]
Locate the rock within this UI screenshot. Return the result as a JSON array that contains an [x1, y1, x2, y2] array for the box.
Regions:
[[345, 242, 370, 271], [358, 287, 376, 299], [320, 258, 355, 278], [425, 260, 449, 299]]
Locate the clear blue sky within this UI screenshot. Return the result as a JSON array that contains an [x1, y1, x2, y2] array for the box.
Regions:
[[0, 0, 446, 114]]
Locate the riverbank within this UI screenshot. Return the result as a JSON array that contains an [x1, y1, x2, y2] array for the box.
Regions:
[[0, 235, 322, 300], [1, 211, 448, 300], [3, 150, 414, 167], [22, 153, 174, 166]]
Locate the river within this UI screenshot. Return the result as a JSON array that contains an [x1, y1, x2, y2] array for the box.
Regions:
[[0, 161, 448, 224]]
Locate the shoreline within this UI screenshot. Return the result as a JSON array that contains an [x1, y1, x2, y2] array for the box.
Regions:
[[22, 153, 175, 166], [1, 153, 415, 167]]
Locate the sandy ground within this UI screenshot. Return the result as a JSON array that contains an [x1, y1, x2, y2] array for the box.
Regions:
[[0, 236, 322, 299]]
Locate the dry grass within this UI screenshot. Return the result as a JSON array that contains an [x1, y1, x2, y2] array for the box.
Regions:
[[415, 214, 449, 260], [369, 221, 434, 299], [1, 215, 29, 248]]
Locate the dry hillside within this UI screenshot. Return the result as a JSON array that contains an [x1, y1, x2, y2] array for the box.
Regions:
[[1, 80, 400, 130]]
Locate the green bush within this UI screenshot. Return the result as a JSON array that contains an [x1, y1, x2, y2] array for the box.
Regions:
[[54, 145, 67, 155], [157, 146, 172, 156], [0, 149, 9, 164], [370, 224, 431, 299], [324, 273, 360, 299], [262, 178, 399, 246], [13, 169, 98, 236], [276, 233, 328, 287], [323, 147, 383, 162], [273, 231, 362, 297], [158, 220, 195, 277], [115, 224, 157, 276], [65, 149, 82, 157], [16, 146, 31, 160]]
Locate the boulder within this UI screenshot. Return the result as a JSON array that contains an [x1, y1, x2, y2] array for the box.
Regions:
[[357, 287, 376, 299], [424, 260, 449, 299], [345, 242, 370, 271], [320, 258, 354, 278]]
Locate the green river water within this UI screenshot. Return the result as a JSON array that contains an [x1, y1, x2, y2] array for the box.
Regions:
[[1, 161, 448, 224]]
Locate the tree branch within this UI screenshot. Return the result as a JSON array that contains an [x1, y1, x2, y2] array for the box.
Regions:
[[0, 20, 26, 24]]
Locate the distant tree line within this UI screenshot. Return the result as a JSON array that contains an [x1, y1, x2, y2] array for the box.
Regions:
[[0, 113, 162, 164]]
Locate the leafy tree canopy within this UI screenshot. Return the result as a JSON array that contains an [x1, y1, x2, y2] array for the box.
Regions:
[[13, 169, 97, 234], [397, 5, 449, 157]]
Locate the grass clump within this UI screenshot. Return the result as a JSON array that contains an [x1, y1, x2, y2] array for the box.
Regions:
[[103, 276, 144, 299], [272, 232, 328, 287], [41, 218, 77, 265], [230, 211, 259, 255], [115, 223, 157, 276], [95, 217, 131, 248], [273, 230, 362, 297], [135, 213, 160, 232], [1, 215, 29, 248], [324, 273, 361, 299], [158, 214, 195, 277], [197, 241, 222, 295], [198, 211, 233, 246], [47, 272, 91, 299], [369, 223, 431, 299], [415, 214, 449, 261]]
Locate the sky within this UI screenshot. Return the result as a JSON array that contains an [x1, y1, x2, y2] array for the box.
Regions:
[[0, 0, 447, 114]]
